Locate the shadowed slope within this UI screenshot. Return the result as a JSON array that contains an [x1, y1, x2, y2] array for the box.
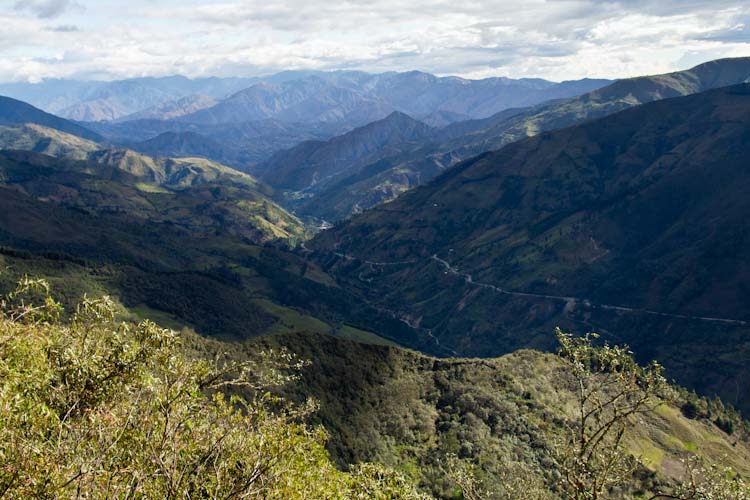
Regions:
[[312, 84, 750, 411]]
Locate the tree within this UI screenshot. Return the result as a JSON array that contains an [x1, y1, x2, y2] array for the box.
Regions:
[[553, 329, 750, 500], [443, 454, 553, 500], [552, 328, 668, 500]]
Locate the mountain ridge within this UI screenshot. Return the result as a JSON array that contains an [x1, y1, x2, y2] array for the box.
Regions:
[[258, 111, 434, 192], [287, 57, 750, 221], [0, 95, 103, 142]]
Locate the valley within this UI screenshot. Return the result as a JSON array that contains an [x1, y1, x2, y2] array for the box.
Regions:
[[0, 50, 749, 499]]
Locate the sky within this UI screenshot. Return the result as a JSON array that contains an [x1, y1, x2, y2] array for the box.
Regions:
[[2, 0, 750, 83]]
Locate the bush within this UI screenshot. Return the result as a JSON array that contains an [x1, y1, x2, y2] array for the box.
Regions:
[[0, 277, 429, 499]]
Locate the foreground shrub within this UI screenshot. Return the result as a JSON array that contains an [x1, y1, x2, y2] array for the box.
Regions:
[[0, 277, 428, 499]]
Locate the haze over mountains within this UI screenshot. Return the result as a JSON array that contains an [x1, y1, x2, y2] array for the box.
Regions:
[[0, 70, 608, 182], [266, 57, 750, 222], [1, 71, 610, 125], [0, 76, 256, 121]]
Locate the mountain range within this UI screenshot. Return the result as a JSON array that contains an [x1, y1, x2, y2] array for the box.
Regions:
[[175, 72, 611, 128], [1, 71, 610, 125], [0, 76, 256, 121], [1, 71, 611, 175], [264, 57, 750, 222], [312, 82, 750, 412]]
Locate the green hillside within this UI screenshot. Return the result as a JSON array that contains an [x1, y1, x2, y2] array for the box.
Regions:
[[312, 84, 750, 413], [0, 189, 420, 347], [0, 124, 306, 244], [186, 330, 750, 499], [2, 272, 745, 499]]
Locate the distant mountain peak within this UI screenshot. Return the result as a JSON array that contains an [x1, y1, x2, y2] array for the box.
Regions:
[[257, 107, 432, 192], [371, 110, 427, 127]]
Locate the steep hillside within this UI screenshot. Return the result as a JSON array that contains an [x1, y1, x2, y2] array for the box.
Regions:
[[0, 122, 262, 189], [193, 331, 750, 499], [312, 84, 750, 412], [0, 149, 305, 244], [0, 122, 311, 245], [0, 95, 102, 141], [0, 191, 415, 353], [258, 111, 433, 192], [0, 284, 426, 499], [132, 131, 225, 161], [296, 57, 750, 221], [0, 138, 429, 348], [0, 123, 101, 158]]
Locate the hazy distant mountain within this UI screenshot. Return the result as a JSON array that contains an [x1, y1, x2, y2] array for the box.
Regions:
[[0, 76, 255, 121], [418, 110, 472, 127], [0, 71, 610, 129], [358, 71, 611, 119], [180, 77, 394, 126], [258, 111, 433, 192], [180, 72, 610, 128], [86, 118, 346, 168], [312, 83, 750, 412], [118, 94, 218, 121], [0, 95, 102, 141], [292, 57, 750, 221]]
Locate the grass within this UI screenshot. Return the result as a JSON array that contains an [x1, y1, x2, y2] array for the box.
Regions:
[[129, 303, 193, 331], [333, 324, 398, 346], [251, 298, 331, 335], [135, 182, 172, 194]]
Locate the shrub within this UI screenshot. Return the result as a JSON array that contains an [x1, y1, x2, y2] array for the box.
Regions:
[[0, 276, 429, 499]]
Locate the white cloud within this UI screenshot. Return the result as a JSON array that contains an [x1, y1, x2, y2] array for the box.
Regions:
[[14, 0, 81, 19], [1, 0, 749, 82]]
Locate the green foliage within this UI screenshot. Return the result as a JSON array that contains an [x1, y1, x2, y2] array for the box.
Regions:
[[439, 330, 749, 500], [670, 458, 750, 500], [552, 330, 749, 500], [218, 332, 747, 500], [0, 278, 428, 499], [443, 453, 553, 500]]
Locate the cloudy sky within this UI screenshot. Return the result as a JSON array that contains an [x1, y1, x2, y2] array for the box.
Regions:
[[2, 0, 749, 82]]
